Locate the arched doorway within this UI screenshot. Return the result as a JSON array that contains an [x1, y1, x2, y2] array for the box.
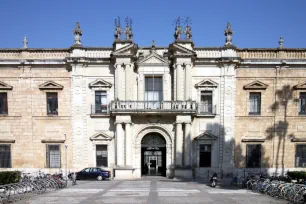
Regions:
[[141, 133, 166, 176]]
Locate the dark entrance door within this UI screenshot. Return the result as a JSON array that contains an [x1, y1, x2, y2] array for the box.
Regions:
[[141, 133, 166, 177]]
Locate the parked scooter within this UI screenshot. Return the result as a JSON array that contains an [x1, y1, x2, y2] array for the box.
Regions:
[[210, 173, 218, 188]]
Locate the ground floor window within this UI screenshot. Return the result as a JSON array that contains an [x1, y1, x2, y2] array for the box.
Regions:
[[96, 145, 108, 167], [246, 144, 261, 168], [296, 145, 306, 167], [46, 145, 61, 168], [0, 145, 11, 168], [199, 144, 211, 167]]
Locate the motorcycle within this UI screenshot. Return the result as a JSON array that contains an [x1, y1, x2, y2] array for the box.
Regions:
[[210, 173, 218, 188]]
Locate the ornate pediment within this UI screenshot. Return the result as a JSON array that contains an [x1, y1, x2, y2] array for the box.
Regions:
[[39, 81, 63, 90], [294, 81, 306, 90], [0, 81, 13, 90], [243, 81, 268, 90], [137, 52, 169, 65], [111, 43, 138, 57], [89, 79, 112, 89], [194, 131, 218, 140], [195, 79, 218, 88], [90, 132, 113, 141]]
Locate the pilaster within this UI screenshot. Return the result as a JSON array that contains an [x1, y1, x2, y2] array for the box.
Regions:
[[175, 122, 183, 166], [176, 64, 184, 100], [185, 64, 192, 100], [115, 122, 124, 166], [125, 122, 132, 167], [184, 122, 192, 166]]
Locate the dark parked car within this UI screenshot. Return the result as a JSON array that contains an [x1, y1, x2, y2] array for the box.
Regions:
[[69, 167, 111, 181]]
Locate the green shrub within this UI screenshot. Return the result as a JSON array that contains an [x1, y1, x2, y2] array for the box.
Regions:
[[287, 171, 306, 180], [0, 171, 21, 185]]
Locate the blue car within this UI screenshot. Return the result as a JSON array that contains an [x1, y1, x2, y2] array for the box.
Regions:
[[74, 167, 111, 181]]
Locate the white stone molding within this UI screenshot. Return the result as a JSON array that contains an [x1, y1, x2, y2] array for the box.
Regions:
[[125, 123, 132, 166], [243, 80, 268, 90], [0, 81, 13, 90], [175, 64, 184, 100], [184, 64, 192, 100], [184, 122, 192, 166], [39, 81, 64, 90], [195, 79, 219, 88], [294, 81, 306, 90], [90, 132, 114, 141], [88, 79, 112, 90]]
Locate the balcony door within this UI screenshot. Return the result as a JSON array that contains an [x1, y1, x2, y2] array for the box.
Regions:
[[145, 77, 163, 109]]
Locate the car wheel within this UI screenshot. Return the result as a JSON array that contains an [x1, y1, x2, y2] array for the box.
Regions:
[[97, 176, 103, 181]]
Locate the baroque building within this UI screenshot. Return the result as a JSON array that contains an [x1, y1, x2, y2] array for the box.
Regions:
[[0, 19, 305, 179]]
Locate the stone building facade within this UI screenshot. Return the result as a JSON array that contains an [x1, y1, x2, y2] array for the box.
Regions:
[[0, 21, 305, 179]]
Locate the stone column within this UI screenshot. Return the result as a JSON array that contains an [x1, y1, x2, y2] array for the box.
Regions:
[[115, 64, 121, 100], [116, 122, 124, 166], [125, 122, 132, 167], [176, 64, 184, 100], [125, 64, 132, 100], [176, 122, 183, 166], [184, 122, 192, 166], [185, 64, 191, 100]]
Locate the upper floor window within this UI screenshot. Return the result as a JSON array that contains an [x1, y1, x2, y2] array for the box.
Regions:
[[95, 91, 107, 113], [200, 91, 213, 114], [296, 145, 306, 167], [299, 92, 306, 115], [246, 144, 261, 168], [46, 144, 61, 168], [249, 92, 261, 115], [145, 77, 163, 101], [47, 93, 58, 115], [0, 93, 8, 115], [0, 144, 11, 168]]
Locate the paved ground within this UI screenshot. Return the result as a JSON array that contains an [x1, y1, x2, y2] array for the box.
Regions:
[[15, 177, 287, 204]]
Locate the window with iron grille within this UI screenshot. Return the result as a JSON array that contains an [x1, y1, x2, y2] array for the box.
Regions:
[[249, 92, 261, 115], [200, 91, 213, 114], [46, 145, 61, 168], [299, 93, 306, 115], [246, 144, 261, 168], [0, 93, 8, 115], [96, 145, 108, 167], [95, 91, 107, 113], [296, 145, 306, 167], [0, 145, 11, 168], [199, 144, 211, 167], [46, 93, 58, 115]]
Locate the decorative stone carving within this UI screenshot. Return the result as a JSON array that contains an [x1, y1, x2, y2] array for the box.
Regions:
[[243, 80, 268, 90], [279, 36, 284, 49], [0, 81, 13, 90], [114, 17, 122, 40], [73, 22, 83, 46], [90, 132, 113, 141], [174, 17, 182, 40], [88, 79, 112, 89], [39, 81, 64, 90], [22, 36, 28, 49], [224, 22, 234, 46], [294, 81, 306, 90], [195, 79, 218, 88], [184, 17, 192, 40], [124, 16, 133, 40], [194, 131, 218, 140]]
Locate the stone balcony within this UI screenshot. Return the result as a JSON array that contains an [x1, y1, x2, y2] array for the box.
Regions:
[[109, 101, 198, 115]]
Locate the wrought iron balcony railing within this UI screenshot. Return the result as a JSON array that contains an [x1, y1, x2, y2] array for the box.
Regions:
[[110, 101, 197, 113], [197, 103, 217, 115], [91, 104, 109, 115]]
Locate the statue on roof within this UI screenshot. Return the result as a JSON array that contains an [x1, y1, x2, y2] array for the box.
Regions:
[[114, 17, 122, 40], [124, 16, 133, 40], [73, 22, 83, 46], [174, 17, 182, 40], [22, 36, 28, 49], [224, 22, 234, 46], [279, 36, 284, 49], [184, 17, 192, 40]]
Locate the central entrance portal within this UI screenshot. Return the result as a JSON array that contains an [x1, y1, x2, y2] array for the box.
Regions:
[[141, 133, 166, 176]]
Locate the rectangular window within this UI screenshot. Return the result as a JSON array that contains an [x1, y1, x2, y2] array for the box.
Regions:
[[0, 93, 8, 115], [46, 145, 61, 168], [0, 145, 11, 168], [96, 145, 108, 167], [145, 77, 163, 101], [246, 144, 261, 168], [199, 144, 211, 167], [47, 93, 58, 115], [200, 91, 213, 114], [249, 92, 261, 115], [299, 92, 306, 115], [95, 91, 107, 113], [296, 145, 306, 167]]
